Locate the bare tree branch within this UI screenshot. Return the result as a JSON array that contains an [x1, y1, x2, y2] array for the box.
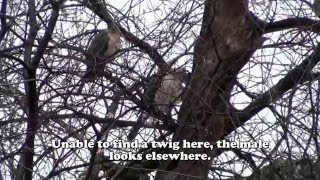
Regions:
[[238, 43, 320, 124], [260, 17, 320, 34]]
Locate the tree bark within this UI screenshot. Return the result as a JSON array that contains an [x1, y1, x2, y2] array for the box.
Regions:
[[155, 0, 264, 179]]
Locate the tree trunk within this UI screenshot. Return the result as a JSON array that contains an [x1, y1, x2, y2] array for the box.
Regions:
[[155, 0, 264, 179]]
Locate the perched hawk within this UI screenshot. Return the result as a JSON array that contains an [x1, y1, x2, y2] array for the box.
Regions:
[[127, 68, 188, 141], [153, 71, 186, 114], [78, 24, 121, 92]]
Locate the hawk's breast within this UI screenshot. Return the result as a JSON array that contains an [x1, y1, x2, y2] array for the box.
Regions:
[[106, 32, 121, 57]]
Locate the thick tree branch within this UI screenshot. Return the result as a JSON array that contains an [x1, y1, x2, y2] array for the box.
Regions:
[[0, 0, 8, 43], [17, 0, 38, 178], [258, 17, 320, 34], [32, 4, 60, 68], [17, 2, 61, 180], [155, 0, 265, 179], [205, 61, 320, 168], [207, 44, 320, 160], [236, 43, 320, 124]]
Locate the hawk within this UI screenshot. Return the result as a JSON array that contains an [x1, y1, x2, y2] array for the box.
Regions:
[[127, 68, 188, 141], [78, 24, 121, 92]]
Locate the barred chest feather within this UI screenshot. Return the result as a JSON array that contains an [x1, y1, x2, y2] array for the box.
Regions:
[[106, 32, 121, 56], [154, 73, 184, 113]]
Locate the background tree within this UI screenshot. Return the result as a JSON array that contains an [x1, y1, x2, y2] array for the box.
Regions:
[[1, 0, 320, 179]]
